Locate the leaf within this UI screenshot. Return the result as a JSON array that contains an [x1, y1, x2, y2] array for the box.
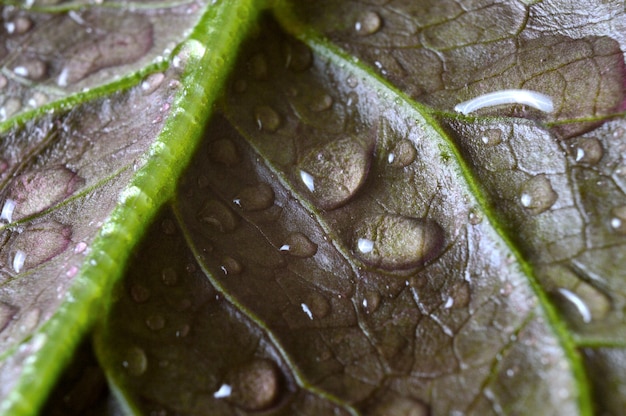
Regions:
[[2, 0, 626, 415]]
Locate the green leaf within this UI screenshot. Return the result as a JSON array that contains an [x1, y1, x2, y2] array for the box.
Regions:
[[1, 0, 625, 415]]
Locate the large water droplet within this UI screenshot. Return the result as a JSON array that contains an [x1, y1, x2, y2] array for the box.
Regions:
[[352, 215, 444, 270], [254, 106, 281, 131], [208, 138, 241, 166], [519, 174, 558, 215], [609, 205, 626, 235], [297, 138, 370, 210], [0, 302, 17, 333], [233, 183, 274, 211], [122, 346, 148, 376], [280, 232, 317, 258], [224, 360, 281, 411], [197, 200, 239, 233], [355, 11, 382, 36], [388, 139, 417, 168], [284, 40, 313, 72], [571, 137, 603, 165]]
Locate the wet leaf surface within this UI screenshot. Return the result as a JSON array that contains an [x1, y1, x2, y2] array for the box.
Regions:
[[1, 0, 626, 415]]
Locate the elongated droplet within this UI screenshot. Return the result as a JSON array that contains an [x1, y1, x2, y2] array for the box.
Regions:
[[519, 174, 558, 215], [141, 72, 165, 95], [1, 199, 16, 223], [352, 215, 444, 270], [233, 183, 274, 211], [297, 138, 370, 210], [280, 232, 317, 258]]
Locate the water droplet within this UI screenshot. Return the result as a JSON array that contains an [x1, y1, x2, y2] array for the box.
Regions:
[[368, 396, 429, 416], [0, 98, 22, 120], [468, 207, 483, 225], [609, 205, 626, 235], [214, 383, 232, 398], [304, 292, 330, 318], [146, 314, 165, 330], [233, 183, 274, 211], [1, 199, 16, 223], [280, 232, 317, 258], [571, 137, 603, 165], [284, 40, 313, 72], [141, 72, 165, 94], [362, 290, 381, 313], [122, 346, 148, 376], [248, 53, 268, 80], [161, 267, 178, 286], [175, 323, 190, 338], [223, 359, 281, 411], [5, 16, 32, 35], [352, 215, 445, 271], [448, 280, 470, 309], [480, 129, 503, 147], [13, 59, 47, 81], [388, 139, 417, 168], [10, 221, 71, 271], [443, 296, 454, 308], [519, 175, 558, 215], [355, 11, 382, 36], [357, 238, 374, 253], [66, 266, 78, 278], [254, 106, 281, 132], [0, 302, 18, 333], [208, 138, 240, 166], [297, 138, 370, 210], [220, 256, 242, 275], [308, 93, 333, 112], [346, 75, 358, 88], [26, 91, 47, 109], [130, 284, 151, 303], [554, 288, 592, 324], [197, 200, 239, 232]]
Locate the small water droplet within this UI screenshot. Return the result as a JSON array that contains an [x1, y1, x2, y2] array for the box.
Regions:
[[346, 75, 358, 88], [308, 93, 333, 112], [554, 288, 592, 324], [0, 302, 18, 333], [280, 232, 317, 258], [0, 98, 22, 120], [233, 183, 274, 211], [122, 346, 148, 376], [609, 205, 626, 235], [362, 290, 381, 313], [571, 137, 603, 165], [224, 359, 281, 411], [130, 284, 151, 303], [284, 40, 313, 72], [141, 72, 165, 94], [161, 267, 178, 286], [197, 200, 239, 232], [468, 207, 483, 225], [519, 174, 558, 215], [254, 106, 281, 132], [443, 296, 454, 308], [26, 91, 47, 109], [297, 138, 370, 210], [480, 129, 503, 147], [388, 139, 417, 168], [175, 323, 190, 338], [352, 215, 444, 271], [1, 199, 16, 223], [12, 250, 26, 273], [208, 138, 240, 166], [355, 11, 382, 36], [146, 314, 165, 330], [66, 266, 79, 278], [248, 53, 268, 80], [449, 280, 470, 309], [305, 292, 330, 318], [13, 59, 48, 81], [5, 16, 32, 35], [220, 256, 242, 275]]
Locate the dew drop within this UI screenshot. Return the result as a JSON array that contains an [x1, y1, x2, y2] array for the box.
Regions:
[[11, 250, 25, 273], [224, 359, 281, 411], [609, 205, 626, 235], [0, 98, 22, 120], [27, 91, 47, 109], [362, 290, 381, 313], [346, 75, 358, 88], [1, 199, 16, 223], [297, 138, 370, 210], [368, 396, 429, 416], [468, 207, 483, 225], [248, 53, 268, 80], [0, 302, 18, 333], [233, 183, 274, 211], [122, 346, 148, 376], [388, 139, 417, 168], [220, 256, 242, 275], [355, 11, 382, 36], [254, 106, 281, 132], [146, 314, 165, 331], [305, 292, 330, 318], [284, 40, 313, 72], [5, 16, 32, 35], [555, 288, 592, 324], [352, 215, 444, 271], [208, 138, 241, 166], [197, 199, 239, 233], [161, 267, 178, 286], [13, 59, 48, 81], [480, 129, 503, 147], [519, 174, 558, 215], [571, 137, 603, 165], [141, 72, 165, 95], [308, 93, 333, 112], [10, 221, 72, 271], [280, 232, 317, 258], [130, 284, 151, 303]]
